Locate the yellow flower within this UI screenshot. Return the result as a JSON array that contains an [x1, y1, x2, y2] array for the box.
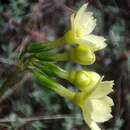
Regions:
[[68, 70, 100, 92], [64, 4, 107, 51], [68, 44, 95, 65], [73, 79, 114, 130]]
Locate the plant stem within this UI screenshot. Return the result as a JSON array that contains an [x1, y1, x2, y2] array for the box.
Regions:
[[33, 71, 75, 101]]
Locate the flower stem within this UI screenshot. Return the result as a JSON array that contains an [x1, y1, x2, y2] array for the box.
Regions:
[[33, 70, 75, 101], [32, 61, 69, 79], [34, 52, 69, 62]]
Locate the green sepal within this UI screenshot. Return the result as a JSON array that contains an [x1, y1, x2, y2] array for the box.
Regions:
[[27, 38, 64, 53], [27, 43, 52, 53]]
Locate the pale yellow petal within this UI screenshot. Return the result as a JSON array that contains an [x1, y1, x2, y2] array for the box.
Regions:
[[74, 11, 96, 36], [89, 81, 114, 99], [86, 97, 113, 122], [74, 4, 88, 24], [82, 12, 96, 35], [89, 121, 101, 130], [71, 4, 96, 36], [82, 106, 101, 130], [76, 12, 96, 35], [79, 34, 107, 51], [103, 96, 114, 107], [70, 13, 75, 32]]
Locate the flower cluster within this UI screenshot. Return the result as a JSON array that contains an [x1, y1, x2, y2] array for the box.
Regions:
[[22, 3, 114, 130]]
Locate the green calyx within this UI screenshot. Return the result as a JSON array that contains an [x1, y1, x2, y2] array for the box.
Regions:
[[31, 61, 68, 79], [68, 46, 96, 65], [67, 70, 100, 92], [32, 70, 75, 101], [27, 38, 65, 53]]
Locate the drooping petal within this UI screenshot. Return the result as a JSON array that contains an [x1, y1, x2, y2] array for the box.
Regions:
[[79, 34, 107, 51], [89, 81, 114, 99]]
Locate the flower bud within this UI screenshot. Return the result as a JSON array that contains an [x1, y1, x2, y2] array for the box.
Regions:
[[68, 70, 100, 92], [68, 45, 96, 65]]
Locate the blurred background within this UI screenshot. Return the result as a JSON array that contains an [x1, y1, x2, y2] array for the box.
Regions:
[[0, 0, 130, 130]]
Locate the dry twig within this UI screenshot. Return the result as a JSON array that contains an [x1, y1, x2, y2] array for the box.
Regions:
[[0, 114, 82, 123], [0, 73, 31, 103]]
